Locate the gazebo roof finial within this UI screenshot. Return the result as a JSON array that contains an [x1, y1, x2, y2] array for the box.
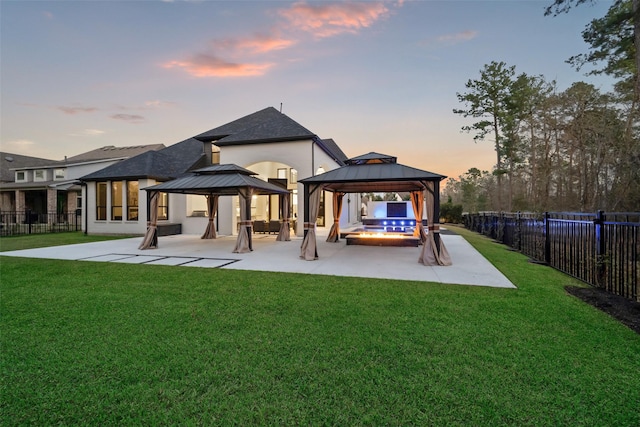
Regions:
[[345, 152, 397, 165]]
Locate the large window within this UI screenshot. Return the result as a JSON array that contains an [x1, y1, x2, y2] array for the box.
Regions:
[[54, 168, 66, 180], [96, 182, 107, 220], [34, 170, 45, 181], [157, 192, 169, 220], [111, 182, 123, 220], [126, 181, 139, 221]]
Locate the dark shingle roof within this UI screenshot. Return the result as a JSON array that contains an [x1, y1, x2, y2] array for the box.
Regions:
[[194, 107, 346, 165], [318, 138, 348, 163], [81, 138, 205, 181], [1, 152, 56, 182], [194, 107, 315, 144], [66, 144, 164, 163]]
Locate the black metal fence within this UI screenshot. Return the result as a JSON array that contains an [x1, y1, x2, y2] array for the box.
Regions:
[[464, 211, 639, 302], [0, 210, 81, 236]]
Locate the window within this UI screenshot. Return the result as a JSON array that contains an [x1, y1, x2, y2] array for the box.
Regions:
[[290, 168, 298, 184], [126, 181, 139, 221], [157, 192, 169, 220], [96, 182, 107, 220], [34, 170, 45, 181], [111, 181, 123, 220], [277, 168, 287, 179], [54, 168, 66, 180], [212, 145, 220, 164], [15, 171, 26, 182]]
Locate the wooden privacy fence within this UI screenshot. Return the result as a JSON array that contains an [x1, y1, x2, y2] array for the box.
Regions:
[[464, 211, 639, 302], [0, 210, 81, 236]]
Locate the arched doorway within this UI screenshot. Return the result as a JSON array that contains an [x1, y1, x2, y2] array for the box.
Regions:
[[228, 161, 300, 234]]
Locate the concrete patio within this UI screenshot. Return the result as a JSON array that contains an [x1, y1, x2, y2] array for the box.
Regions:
[[1, 228, 515, 288]]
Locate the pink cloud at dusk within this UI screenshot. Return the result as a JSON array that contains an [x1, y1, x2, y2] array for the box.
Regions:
[[164, 33, 288, 78], [163, 54, 274, 78], [162, 3, 397, 79], [279, 1, 391, 38], [211, 33, 296, 54]]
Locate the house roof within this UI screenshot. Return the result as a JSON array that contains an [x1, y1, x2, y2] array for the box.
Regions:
[[65, 144, 165, 163], [0, 152, 56, 182], [299, 152, 446, 193], [82, 108, 350, 182], [319, 138, 349, 163], [143, 164, 289, 196], [81, 138, 205, 181], [194, 107, 348, 164], [194, 107, 315, 143]]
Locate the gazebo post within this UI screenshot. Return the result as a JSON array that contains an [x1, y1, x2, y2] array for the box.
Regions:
[[245, 191, 253, 251], [303, 184, 310, 239], [433, 180, 441, 254]]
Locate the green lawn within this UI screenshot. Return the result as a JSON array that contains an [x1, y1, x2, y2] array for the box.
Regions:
[[1, 228, 638, 425], [0, 231, 133, 252]]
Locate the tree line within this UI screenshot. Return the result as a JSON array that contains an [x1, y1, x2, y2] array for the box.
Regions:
[[444, 0, 640, 214]]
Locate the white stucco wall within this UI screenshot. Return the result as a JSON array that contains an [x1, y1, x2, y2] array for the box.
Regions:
[[66, 160, 122, 180], [219, 140, 358, 236], [84, 179, 155, 235]]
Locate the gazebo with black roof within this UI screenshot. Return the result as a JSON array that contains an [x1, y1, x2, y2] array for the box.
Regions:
[[299, 152, 452, 266], [140, 164, 290, 253]]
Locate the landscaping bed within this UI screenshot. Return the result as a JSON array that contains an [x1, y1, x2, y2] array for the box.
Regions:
[[566, 285, 640, 334]]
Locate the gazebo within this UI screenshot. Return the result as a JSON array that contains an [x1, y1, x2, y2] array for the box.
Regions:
[[139, 164, 290, 253], [299, 152, 452, 266]]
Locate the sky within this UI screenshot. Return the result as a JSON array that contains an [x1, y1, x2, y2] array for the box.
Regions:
[[1, 0, 616, 181]]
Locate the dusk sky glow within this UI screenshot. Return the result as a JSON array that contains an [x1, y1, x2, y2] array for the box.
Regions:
[[1, 0, 615, 181]]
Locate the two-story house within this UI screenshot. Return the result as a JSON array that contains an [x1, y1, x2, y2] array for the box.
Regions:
[[0, 145, 164, 224], [80, 107, 359, 237]]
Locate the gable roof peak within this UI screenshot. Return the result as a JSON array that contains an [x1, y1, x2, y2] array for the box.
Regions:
[[193, 107, 295, 143]]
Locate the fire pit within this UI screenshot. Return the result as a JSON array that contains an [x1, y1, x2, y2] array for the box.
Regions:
[[345, 232, 420, 247]]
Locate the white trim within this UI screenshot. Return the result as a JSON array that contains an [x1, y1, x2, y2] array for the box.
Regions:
[[53, 168, 66, 180], [15, 170, 26, 182], [33, 169, 46, 182]]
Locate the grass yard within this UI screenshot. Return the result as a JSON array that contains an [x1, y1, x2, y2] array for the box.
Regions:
[[0, 231, 133, 252], [1, 228, 639, 425]]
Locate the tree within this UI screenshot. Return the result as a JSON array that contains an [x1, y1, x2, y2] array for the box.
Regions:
[[440, 201, 464, 223], [454, 61, 518, 210], [546, 0, 638, 105]]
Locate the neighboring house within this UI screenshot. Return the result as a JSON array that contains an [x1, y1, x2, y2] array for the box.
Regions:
[[80, 107, 359, 236], [0, 145, 164, 221]]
